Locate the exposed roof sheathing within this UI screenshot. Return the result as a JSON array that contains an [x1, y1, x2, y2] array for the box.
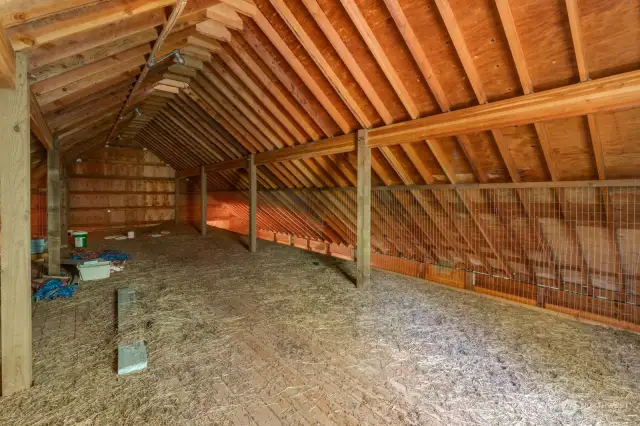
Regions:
[[0, 0, 637, 189]]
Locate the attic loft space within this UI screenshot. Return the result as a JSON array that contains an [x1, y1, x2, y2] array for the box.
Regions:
[[1, 0, 640, 423]]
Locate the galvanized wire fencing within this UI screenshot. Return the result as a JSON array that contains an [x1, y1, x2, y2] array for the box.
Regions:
[[206, 184, 640, 327]]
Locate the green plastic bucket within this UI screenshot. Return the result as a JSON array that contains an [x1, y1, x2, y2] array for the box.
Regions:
[[73, 231, 88, 249]]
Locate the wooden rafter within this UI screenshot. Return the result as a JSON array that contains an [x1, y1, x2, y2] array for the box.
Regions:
[[495, 0, 592, 293], [340, 0, 418, 120], [270, 0, 371, 128], [251, 10, 351, 134], [235, 70, 640, 165], [302, 0, 392, 124], [562, 0, 625, 298]]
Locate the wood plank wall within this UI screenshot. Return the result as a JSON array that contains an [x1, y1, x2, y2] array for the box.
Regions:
[[68, 147, 175, 231], [176, 178, 201, 225]]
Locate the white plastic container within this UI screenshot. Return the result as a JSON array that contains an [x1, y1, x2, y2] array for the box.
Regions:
[[78, 260, 111, 281], [127, 231, 135, 239]]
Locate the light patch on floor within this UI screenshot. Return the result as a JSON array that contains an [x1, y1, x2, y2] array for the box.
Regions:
[[1, 225, 640, 425]]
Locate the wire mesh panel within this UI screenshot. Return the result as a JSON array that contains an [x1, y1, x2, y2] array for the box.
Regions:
[[370, 185, 640, 326], [31, 189, 47, 239], [206, 184, 640, 328], [207, 189, 357, 248], [256, 189, 357, 246]]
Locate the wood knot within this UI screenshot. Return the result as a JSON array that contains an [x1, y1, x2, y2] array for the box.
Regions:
[[20, 37, 35, 47], [13, 12, 26, 22], [13, 124, 20, 132]]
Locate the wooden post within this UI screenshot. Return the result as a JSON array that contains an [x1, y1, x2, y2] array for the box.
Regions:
[[47, 137, 61, 275], [200, 166, 207, 236], [356, 129, 371, 288], [536, 286, 545, 308], [248, 154, 257, 253], [0, 52, 32, 395], [174, 177, 180, 224], [60, 163, 69, 251]]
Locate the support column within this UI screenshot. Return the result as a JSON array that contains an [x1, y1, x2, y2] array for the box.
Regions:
[[174, 177, 180, 224], [47, 137, 61, 275], [0, 52, 32, 395], [356, 129, 371, 289], [248, 154, 257, 253], [60, 163, 69, 251], [200, 166, 207, 236]]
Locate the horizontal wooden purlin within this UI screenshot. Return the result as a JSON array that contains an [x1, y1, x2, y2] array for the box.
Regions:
[[69, 174, 174, 181], [210, 179, 640, 192], [374, 179, 640, 191], [70, 206, 173, 211], [68, 220, 167, 229], [70, 191, 174, 195], [181, 69, 640, 170], [176, 157, 248, 178], [254, 134, 356, 165], [368, 69, 640, 147]]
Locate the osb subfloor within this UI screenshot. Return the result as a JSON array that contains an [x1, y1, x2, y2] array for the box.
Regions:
[[2, 225, 640, 425]]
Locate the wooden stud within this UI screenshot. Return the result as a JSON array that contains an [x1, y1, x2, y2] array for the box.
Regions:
[[174, 177, 180, 224], [248, 153, 257, 253], [0, 52, 32, 395], [200, 165, 207, 236], [588, 114, 606, 179], [47, 137, 61, 275], [356, 129, 371, 288], [60, 163, 70, 250]]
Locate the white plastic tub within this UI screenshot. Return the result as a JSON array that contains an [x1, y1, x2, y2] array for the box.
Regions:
[[78, 260, 111, 281]]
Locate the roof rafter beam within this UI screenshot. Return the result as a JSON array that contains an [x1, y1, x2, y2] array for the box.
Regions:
[[270, 0, 371, 128], [177, 68, 640, 172], [340, 0, 418, 120], [563, 0, 624, 295], [251, 10, 351, 134]]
